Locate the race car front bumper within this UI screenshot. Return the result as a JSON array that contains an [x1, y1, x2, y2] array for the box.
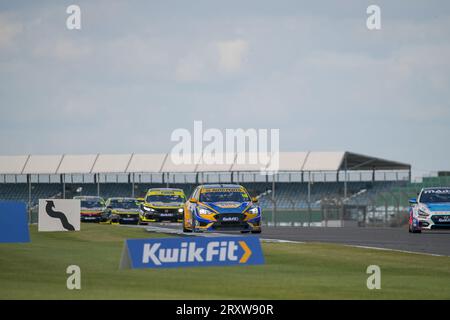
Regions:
[[194, 213, 261, 232], [110, 214, 139, 224], [140, 209, 183, 223], [80, 212, 104, 222], [416, 214, 450, 230]]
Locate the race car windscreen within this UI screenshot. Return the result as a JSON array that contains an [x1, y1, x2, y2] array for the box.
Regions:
[[109, 199, 139, 209], [419, 190, 450, 203], [81, 200, 104, 208], [146, 194, 185, 203], [199, 189, 250, 203]]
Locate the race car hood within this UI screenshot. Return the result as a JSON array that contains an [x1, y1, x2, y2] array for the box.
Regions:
[[80, 207, 104, 212], [202, 201, 251, 214], [145, 202, 184, 208], [111, 208, 140, 215], [423, 203, 450, 213]]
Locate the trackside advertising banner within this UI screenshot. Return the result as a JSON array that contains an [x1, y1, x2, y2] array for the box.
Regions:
[[0, 201, 30, 243], [120, 236, 264, 269]]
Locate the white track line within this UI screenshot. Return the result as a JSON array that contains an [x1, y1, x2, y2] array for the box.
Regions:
[[344, 244, 448, 257], [260, 238, 305, 244], [144, 225, 304, 243]]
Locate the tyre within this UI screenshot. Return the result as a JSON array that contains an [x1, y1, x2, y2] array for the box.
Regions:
[[410, 218, 422, 233], [240, 230, 250, 234], [251, 230, 262, 234], [183, 222, 192, 233], [182, 216, 192, 233], [191, 216, 199, 233]]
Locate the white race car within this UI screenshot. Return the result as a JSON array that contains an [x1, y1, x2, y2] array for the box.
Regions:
[[408, 187, 450, 233]]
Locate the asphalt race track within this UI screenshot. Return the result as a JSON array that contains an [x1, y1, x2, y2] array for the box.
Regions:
[[260, 226, 450, 256], [142, 223, 450, 256]]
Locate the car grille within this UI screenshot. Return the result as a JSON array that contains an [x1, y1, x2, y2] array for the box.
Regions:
[[214, 213, 245, 225], [154, 208, 179, 214], [431, 215, 450, 225], [119, 214, 137, 218]]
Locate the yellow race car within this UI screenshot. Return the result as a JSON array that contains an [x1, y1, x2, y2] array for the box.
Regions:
[[135, 197, 145, 206], [103, 197, 141, 225], [139, 188, 186, 224]]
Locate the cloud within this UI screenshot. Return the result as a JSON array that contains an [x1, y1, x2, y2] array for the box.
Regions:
[[0, 14, 22, 49], [1, 1, 450, 176], [216, 39, 248, 73], [175, 54, 207, 82], [33, 39, 92, 61], [175, 39, 249, 82]]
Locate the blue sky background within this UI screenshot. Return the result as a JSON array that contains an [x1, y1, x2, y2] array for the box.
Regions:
[[0, 0, 449, 178]]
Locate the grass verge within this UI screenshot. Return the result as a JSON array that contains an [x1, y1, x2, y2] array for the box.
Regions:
[[1, 223, 449, 299]]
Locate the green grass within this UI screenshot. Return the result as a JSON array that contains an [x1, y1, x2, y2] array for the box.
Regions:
[[261, 210, 323, 224], [1, 224, 449, 299]]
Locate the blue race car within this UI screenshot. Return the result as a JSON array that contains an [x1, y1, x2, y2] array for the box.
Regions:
[[408, 187, 450, 233], [183, 184, 262, 233]]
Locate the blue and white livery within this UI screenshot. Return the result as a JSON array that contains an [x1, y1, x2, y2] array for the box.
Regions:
[[409, 187, 450, 233]]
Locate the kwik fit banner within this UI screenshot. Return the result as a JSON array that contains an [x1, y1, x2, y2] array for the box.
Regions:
[[120, 236, 264, 269]]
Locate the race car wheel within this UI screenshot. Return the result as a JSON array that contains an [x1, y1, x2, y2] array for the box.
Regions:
[[183, 219, 192, 233], [192, 222, 203, 233], [251, 230, 262, 234], [240, 230, 250, 234], [191, 216, 200, 233], [410, 218, 422, 233]]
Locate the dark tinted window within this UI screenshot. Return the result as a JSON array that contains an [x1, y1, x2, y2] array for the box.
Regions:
[[146, 194, 185, 203], [109, 199, 139, 209], [199, 190, 249, 202], [81, 200, 103, 208], [419, 190, 450, 203]]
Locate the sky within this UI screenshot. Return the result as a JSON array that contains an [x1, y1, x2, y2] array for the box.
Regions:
[[0, 0, 449, 178]]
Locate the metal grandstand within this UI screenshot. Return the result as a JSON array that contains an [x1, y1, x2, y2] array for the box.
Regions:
[[0, 151, 411, 223], [0, 151, 410, 175]]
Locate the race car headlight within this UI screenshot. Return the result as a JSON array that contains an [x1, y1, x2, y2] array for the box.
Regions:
[[178, 208, 184, 213], [418, 209, 429, 217], [247, 207, 259, 214], [198, 207, 213, 215], [142, 206, 156, 212]]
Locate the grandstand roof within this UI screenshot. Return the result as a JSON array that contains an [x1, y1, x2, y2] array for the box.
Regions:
[[0, 152, 411, 174]]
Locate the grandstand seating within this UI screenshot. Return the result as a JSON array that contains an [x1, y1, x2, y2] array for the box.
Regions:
[[0, 180, 409, 210], [255, 181, 404, 209], [0, 183, 61, 206], [368, 176, 450, 209]]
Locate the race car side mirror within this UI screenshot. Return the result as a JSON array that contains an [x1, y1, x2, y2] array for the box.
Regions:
[[189, 198, 198, 203], [408, 198, 417, 205], [251, 197, 258, 203]]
